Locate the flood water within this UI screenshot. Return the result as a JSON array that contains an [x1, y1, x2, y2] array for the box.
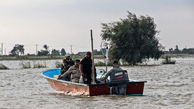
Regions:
[[0, 58, 193, 109]]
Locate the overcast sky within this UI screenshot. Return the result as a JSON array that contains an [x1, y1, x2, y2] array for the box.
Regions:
[[0, 0, 194, 54]]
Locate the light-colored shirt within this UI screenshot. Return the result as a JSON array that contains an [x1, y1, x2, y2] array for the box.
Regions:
[[61, 65, 81, 83]]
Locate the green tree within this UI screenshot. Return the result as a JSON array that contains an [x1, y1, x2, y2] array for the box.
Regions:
[[38, 50, 49, 56], [61, 48, 66, 56], [101, 12, 163, 65], [51, 49, 60, 56], [37, 44, 49, 56], [10, 44, 25, 56], [43, 44, 49, 50]]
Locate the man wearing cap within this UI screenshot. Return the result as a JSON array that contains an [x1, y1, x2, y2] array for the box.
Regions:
[[79, 52, 93, 84], [60, 54, 74, 80]]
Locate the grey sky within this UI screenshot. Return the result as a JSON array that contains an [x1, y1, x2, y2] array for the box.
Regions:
[[0, 0, 194, 54]]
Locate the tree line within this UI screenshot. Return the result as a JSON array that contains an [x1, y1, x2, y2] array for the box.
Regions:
[[166, 45, 194, 54], [9, 44, 67, 56], [8, 44, 104, 56]]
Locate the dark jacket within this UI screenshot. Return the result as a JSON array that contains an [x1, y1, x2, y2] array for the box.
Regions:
[[80, 57, 92, 84], [80, 57, 92, 75], [99, 64, 129, 84], [61, 58, 74, 75]]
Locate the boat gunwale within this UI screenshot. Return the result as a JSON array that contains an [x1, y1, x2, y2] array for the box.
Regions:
[[41, 71, 89, 86], [41, 68, 147, 86]]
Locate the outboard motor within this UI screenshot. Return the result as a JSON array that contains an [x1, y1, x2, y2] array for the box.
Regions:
[[109, 70, 129, 95]]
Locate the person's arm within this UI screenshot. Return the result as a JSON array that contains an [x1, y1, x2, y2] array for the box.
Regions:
[[58, 67, 72, 79], [79, 64, 84, 76], [98, 70, 111, 81]]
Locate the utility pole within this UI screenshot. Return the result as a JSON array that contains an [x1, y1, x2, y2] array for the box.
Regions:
[[90, 29, 95, 84], [35, 44, 38, 55], [70, 45, 73, 55], [1, 43, 3, 55], [4, 48, 6, 55]]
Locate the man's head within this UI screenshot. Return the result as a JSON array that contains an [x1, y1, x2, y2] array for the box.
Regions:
[[113, 60, 119, 68], [85, 51, 91, 58], [65, 54, 71, 60], [75, 59, 80, 66]]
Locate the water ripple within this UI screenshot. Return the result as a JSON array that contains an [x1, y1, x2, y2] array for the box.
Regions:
[[0, 58, 194, 108]]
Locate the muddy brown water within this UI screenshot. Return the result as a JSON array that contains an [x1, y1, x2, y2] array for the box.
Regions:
[[0, 58, 193, 109]]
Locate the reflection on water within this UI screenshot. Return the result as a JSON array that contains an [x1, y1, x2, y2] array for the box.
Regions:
[[0, 58, 193, 109]]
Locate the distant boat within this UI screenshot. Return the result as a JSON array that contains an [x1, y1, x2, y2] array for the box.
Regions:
[[41, 68, 147, 96]]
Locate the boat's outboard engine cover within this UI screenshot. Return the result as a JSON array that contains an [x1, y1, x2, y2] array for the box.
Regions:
[[109, 70, 129, 84], [109, 70, 129, 95]]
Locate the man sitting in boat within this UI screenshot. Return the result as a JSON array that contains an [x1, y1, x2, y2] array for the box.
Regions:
[[60, 54, 74, 80], [58, 59, 81, 83], [98, 61, 129, 95]]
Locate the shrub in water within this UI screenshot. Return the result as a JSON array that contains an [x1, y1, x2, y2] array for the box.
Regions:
[[20, 62, 31, 69], [33, 62, 46, 68], [0, 63, 9, 69], [162, 56, 176, 64]]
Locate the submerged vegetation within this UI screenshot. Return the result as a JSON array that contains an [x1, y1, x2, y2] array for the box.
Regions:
[[94, 61, 147, 66], [0, 63, 9, 70], [20, 62, 31, 69], [33, 62, 47, 68], [161, 54, 194, 58], [20, 62, 47, 69], [162, 56, 176, 64]]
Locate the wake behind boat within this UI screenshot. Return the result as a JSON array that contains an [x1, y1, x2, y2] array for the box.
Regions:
[[41, 68, 147, 96]]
